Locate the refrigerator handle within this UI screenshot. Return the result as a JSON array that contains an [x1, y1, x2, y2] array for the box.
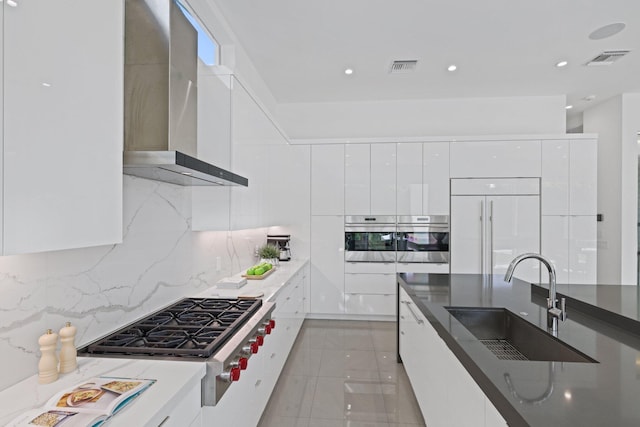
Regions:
[[480, 200, 484, 275], [489, 200, 494, 276]]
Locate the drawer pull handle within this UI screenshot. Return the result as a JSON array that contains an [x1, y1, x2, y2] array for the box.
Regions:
[[400, 331, 405, 335], [401, 301, 424, 325], [158, 416, 170, 426], [255, 379, 262, 387], [271, 353, 276, 359]]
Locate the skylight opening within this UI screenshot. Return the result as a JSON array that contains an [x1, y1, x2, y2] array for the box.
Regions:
[[177, 2, 219, 66]]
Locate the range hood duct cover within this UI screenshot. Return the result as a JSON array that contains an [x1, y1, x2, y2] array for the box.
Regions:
[[123, 0, 247, 187]]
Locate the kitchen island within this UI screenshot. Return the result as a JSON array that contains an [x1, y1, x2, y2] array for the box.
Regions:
[[398, 273, 640, 427]]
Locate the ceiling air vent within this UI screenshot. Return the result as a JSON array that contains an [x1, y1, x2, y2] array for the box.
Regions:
[[390, 60, 418, 73], [585, 50, 630, 66]]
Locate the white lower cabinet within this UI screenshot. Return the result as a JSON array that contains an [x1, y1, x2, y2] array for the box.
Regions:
[[344, 262, 395, 316], [396, 263, 450, 273], [201, 265, 307, 426], [399, 288, 507, 427], [157, 379, 202, 427]]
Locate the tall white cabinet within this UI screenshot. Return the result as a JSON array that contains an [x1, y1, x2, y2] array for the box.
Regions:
[[450, 179, 540, 282], [2, 0, 123, 254], [310, 215, 345, 314], [541, 139, 597, 283]]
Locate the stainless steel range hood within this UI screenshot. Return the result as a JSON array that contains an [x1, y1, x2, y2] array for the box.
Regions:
[[123, 0, 248, 187]]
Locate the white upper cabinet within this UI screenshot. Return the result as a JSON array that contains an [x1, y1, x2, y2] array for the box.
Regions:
[[2, 0, 123, 254], [541, 140, 570, 215], [345, 143, 395, 215], [450, 140, 541, 178], [344, 144, 371, 215], [396, 143, 423, 215], [423, 142, 450, 215], [541, 138, 597, 216], [397, 142, 449, 215], [192, 72, 232, 231], [311, 145, 345, 215], [370, 143, 396, 215], [569, 139, 597, 215]]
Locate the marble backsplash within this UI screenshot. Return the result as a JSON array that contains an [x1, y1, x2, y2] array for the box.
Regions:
[[0, 176, 290, 390]]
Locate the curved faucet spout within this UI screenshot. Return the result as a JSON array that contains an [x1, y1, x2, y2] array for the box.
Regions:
[[504, 253, 565, 333]]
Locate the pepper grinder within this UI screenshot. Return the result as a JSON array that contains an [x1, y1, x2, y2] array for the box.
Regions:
[[59, 322, 77, 374], [38, 329, 59, 384]]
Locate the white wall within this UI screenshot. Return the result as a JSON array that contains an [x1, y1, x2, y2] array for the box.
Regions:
[[584, 93, 640, 285], [0, 176, 277, 390], [278, 95, 566, 139]]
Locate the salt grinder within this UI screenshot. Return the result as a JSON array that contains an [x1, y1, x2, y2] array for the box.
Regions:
[[38, 329, 59, 384], [59, 321, 77, 373]]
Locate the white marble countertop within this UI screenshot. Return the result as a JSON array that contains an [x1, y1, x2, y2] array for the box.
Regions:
[[195, 258, 308, 302], [0, 357, 205, 427], [0, 258, 309, 426]]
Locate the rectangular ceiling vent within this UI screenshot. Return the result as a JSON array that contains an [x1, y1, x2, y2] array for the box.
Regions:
[[390, 60, 418, 73], [585, 50, 630, 66]]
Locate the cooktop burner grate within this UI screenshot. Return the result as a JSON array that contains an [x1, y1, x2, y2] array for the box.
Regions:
[[80, 297, 262, 359]]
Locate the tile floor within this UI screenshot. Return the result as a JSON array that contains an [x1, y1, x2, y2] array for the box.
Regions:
[[258, 320, 427, 427]]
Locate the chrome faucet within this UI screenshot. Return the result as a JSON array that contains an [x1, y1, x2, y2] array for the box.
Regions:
[[504, 253, 566, 334]]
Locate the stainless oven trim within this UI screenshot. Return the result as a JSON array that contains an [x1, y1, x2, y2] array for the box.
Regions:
[[345, 215, 396, 224], [345, 224, 397, 233], [396, 215, 449, 225], [345, 251, 396, 263], [396, 224, 449, 233], [397, 251, 449, 263]]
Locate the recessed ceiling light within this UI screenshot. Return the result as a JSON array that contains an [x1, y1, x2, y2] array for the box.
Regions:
[[447, 64, 457, 72], [565, 105, 573, 110], [589, 22, 626, 40], [344, 68, 354, 75], [583, 94, 597, 102], [556, 60, 568, 68]]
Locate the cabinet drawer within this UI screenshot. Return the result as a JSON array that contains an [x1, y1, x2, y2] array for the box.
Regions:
[[345, 273, 396, 294], [345, 262, 396, 274], [397, 263, 449, 274], [161, 380, 201, 427], [345, 293, 396, 315]]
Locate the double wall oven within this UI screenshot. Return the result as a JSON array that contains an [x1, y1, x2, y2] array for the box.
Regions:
[[344, 215, 450, 266]]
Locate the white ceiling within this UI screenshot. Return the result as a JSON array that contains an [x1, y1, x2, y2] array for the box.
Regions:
[[210, 0, 640, 118]]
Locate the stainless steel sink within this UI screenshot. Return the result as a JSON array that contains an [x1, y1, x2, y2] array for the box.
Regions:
[[445, 307, 597, 363]]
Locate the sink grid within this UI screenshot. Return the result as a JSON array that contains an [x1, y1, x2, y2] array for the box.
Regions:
[[480, 339, 528, 361]]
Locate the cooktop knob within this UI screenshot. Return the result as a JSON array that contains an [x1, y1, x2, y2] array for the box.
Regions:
[[256, 335, 264, 346], [258, 324, 272, 335], [220, 366, 241, 383], [238, 357, 248, 370], [269, 319, 276, 329]]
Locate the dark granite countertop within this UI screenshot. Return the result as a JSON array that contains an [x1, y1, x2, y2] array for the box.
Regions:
[[398, 273, 640, 427]]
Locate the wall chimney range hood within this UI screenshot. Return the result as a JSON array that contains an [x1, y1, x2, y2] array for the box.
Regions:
[[123, 0, 248, 187]]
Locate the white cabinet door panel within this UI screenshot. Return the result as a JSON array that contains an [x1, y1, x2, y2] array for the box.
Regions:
[[541, 140, 569, 215], [397, 143, 423, 215], [345, 261, 396, 274], [489, 195, 540, 281], [311, 145, 345, 215], [569, 139, 597, 215], [450, 140, 541, 178], [310, 216, 345, 314], [450, 196, 484, 274], [423, 142, 450, 215], [3, 0, 123, 254], [344, 273, 396, 294], [541, 216, 569, 284], [345, 293, 395, 315], [345, 144, 370, 215], [397, 263, 450, 273], [370, 143, 396, 214], [485, 398, 508, 427], [569, 216, 597, 284]]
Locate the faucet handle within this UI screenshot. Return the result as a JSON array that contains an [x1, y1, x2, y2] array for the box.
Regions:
[[560, 297, 567, 321]]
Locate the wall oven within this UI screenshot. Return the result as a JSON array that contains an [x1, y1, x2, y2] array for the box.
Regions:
[[396, 216, 449, 263], [344, 216, 396, 262]]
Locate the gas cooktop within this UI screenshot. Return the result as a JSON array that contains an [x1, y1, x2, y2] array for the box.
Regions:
[[79, 297, 262, 359]]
